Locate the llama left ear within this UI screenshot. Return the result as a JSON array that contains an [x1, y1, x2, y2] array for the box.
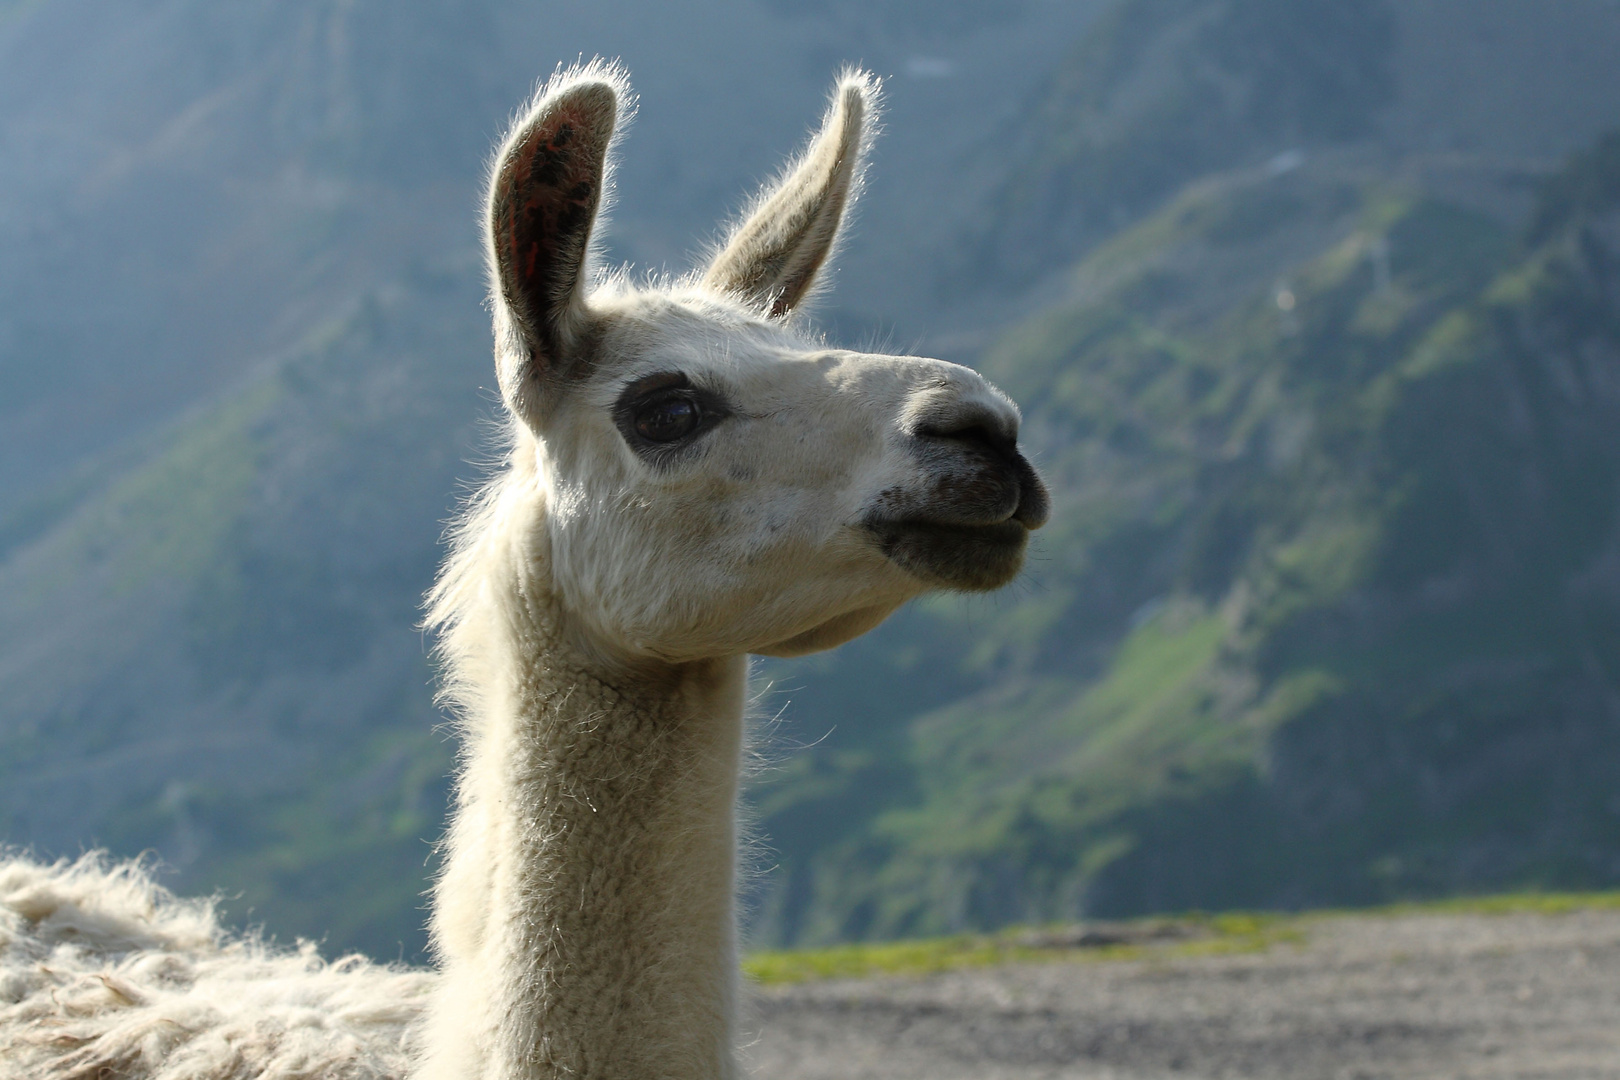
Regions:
[[701, 71, 878, 319], [488, 63, 624, 414]]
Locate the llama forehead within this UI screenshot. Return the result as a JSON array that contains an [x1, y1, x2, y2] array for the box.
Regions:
[[556, 292, 871, 429], [588, 292, 802, 382]]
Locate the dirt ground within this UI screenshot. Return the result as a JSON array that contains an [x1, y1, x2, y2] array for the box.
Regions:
[[745, 909, 1620, 1079]]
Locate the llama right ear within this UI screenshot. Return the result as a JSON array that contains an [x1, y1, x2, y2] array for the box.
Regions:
[[487, 67, 622, 412], [701, 71, 877, 319]]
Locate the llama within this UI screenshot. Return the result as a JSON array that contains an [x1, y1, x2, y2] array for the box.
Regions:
[[0, 62, 1047, 1080]]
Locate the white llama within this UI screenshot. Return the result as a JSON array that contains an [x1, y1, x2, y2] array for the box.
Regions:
[[0, 62, 1047, 1080]]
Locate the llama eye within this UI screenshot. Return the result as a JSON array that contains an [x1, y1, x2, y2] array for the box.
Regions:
[[635, 395, 701, 443]]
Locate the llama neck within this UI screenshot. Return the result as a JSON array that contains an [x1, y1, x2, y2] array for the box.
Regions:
[[422, 521, 748, 1080]]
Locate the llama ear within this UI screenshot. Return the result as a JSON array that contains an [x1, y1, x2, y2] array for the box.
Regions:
[[487, 66, 623, 405], [701, 71, 877, 319]]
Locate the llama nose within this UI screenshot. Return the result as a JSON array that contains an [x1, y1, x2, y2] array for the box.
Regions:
[[917, 412, 1017, 460], [917, 408, 1050, 530], [911, 390, 1020, 448]]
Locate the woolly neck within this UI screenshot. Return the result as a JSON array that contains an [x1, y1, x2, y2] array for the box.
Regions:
[[420, 494, 748, 1079]]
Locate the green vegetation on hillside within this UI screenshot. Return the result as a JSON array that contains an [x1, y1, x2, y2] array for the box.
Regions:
[[963, 0, 1396, 290], [749, 130, 1620, 946], [0, 281, 481, 960]]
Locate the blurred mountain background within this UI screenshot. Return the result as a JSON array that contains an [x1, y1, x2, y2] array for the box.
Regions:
[[1, 0, 1618, 959]]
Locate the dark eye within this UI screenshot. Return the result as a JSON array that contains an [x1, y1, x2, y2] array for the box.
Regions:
[[634, 394, 701, 443]]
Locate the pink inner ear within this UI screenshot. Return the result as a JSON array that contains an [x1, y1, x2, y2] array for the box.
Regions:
[[500, 105, 602, 347]]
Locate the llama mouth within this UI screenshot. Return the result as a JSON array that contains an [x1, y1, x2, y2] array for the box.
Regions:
[[865, 516, 1030, 591]]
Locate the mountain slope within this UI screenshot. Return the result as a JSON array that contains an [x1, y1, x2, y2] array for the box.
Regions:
[[0, 275, 483, 956], [748, 134, 1620, 944], [957, 0, 1620, 298], [4, 0, 1620, 960]]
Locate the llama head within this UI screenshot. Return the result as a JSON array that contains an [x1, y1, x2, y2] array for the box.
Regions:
[[483, 63, 1047, 664]]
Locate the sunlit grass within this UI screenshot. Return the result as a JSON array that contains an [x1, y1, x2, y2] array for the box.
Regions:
[[1373, 890, 1620, 917], [744, 911, 1299, 985], [745, 936, 1021, 985], [743, 890, 1620, 985]]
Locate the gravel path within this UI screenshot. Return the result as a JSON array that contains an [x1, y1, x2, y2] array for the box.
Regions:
[[745, 909, 1620, 1079]]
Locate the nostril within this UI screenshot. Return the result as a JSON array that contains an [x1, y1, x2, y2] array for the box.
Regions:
[[917, 413, 1048, 529], [919, 421, 1016, 458], [1012, 454, 1050, 529]]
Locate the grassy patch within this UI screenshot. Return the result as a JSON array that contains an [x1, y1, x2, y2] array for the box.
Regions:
[[745, 936, 1024, 985], [1373, 890, 1620, 918], [743, 891, 1620, 985], [744, 910, 1301, 985]]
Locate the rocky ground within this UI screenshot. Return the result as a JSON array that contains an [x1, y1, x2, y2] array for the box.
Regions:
[[745, 908, 1620, 1079]]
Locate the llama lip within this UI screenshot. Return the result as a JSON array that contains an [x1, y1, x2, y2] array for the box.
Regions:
[[864, 515, 1030, 591], [861, 438, 1047, 590]]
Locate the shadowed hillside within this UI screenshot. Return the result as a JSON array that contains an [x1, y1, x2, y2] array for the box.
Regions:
[[0, 278, 480, 955], [2, 0, 1620, 958], [961, 0, 1397, 290], [752, 136, 1620, 943]]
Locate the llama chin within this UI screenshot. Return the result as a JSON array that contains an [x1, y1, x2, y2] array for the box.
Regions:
[[1, 62, 1046, 1080]]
